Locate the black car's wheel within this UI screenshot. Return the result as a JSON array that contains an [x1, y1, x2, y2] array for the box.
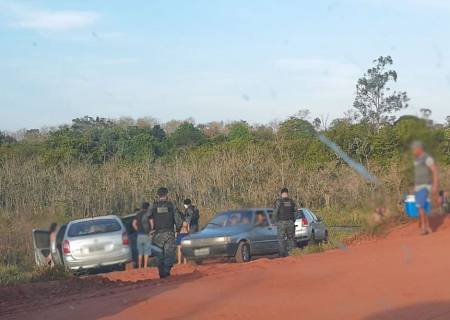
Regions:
[[235, 241, 251, 263]]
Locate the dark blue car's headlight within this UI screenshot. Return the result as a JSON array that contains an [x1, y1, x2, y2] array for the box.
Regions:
[[214, 236, 231, 244], [181, 239, 192, 246]]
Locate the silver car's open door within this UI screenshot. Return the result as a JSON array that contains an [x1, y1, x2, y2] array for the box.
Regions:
[[32, 229, 50, 266]]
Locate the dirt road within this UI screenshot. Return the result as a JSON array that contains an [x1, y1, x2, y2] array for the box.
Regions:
[[3, 216, 450, 320]]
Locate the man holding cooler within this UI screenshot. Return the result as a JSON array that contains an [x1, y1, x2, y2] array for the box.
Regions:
[[412, 141, 439, 235]]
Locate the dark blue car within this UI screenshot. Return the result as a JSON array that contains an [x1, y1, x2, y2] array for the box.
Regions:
[[181, 208, 279, 263]]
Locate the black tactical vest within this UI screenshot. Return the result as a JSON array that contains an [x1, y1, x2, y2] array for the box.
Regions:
[[152, 200, 175, 231], [278, 198, 295, 221]]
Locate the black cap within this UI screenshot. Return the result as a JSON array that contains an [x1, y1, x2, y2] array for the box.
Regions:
[[183, 199, 192, 205], [157, 187, 169, 197], [280, 187, 289, 194], [141, 202, 150, 210]]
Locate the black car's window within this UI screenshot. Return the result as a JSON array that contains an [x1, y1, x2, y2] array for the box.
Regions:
[[254, 211, 269, 227], [68, 219, 121, 237], [206, 211, 253, 228]]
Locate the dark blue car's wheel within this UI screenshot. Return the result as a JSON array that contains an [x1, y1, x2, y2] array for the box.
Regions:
[[235, 241, 251, 263]]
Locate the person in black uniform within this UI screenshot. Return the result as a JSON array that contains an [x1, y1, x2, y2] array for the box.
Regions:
[[183, 199, 200, 233], [273, 188, 297, 257], [149, 187, 182, 278]]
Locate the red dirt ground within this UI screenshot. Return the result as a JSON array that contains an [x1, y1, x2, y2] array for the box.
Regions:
[[3, 215, 450, 320]]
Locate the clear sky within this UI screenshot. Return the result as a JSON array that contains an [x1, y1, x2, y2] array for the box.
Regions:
[[0, 0, 449, 131]]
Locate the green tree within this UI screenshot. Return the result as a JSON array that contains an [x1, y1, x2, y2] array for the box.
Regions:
[[353, 56, 409, 129], [151, 125, 166, 141], [170, 123, 205, 147], [0, 131, 16, 145], [278, 117, 315, 139], [228, 121, 252, 142]]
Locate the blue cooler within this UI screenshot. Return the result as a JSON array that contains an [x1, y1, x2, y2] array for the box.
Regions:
[[404, 195, 431, 218]]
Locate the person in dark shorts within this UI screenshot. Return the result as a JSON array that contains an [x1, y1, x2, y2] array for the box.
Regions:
[[132, 202, 152, 269], [412, 141, 439, 235]]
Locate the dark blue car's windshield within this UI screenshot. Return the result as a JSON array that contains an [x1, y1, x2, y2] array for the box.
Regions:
[[206, 211, 253, 228]]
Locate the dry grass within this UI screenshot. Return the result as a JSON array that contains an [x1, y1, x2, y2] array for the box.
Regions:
[[1, 145, 449, 270], [0, 264, 72, 286]]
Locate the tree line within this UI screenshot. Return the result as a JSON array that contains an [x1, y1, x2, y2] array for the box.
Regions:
[[1, 56, 449, 169]]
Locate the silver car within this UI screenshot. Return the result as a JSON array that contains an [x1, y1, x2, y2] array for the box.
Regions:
[[295, 208, 328, 246], [32, 215, 131, 271]]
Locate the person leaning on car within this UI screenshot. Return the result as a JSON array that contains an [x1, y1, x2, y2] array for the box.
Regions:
[[273, 188, 297, 257]]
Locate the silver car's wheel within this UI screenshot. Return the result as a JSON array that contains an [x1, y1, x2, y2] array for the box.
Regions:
[[235, 241, 251, 263]]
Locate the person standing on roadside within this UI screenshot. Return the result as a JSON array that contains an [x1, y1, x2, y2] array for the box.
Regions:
[[183, 199, 200, 233], [412, 141, 439, 235], [132, 202, 152, 269], [273, 188, 297, 257], [149, 187, 182, 278]]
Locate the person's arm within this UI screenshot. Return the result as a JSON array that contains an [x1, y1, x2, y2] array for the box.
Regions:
[[185, 209, 192, 225], [149, 218, 154, 231], [291, 200, 297, 220], [50, 233, 57, 254], [173, 206, 183, 232], [273, 200, 280, 223], [132, 218, 138, 232], [149, 206, 155, 232]]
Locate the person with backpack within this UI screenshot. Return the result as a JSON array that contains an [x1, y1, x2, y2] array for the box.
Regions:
[[183, 199, 200, 232], [132, 202, 152, 269]]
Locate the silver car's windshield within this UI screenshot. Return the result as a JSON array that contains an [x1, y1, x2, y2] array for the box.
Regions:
[[206, 211, 253, 228], [68, 219, 121, 237]]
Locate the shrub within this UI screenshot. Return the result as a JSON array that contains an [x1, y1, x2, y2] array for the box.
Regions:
[[30, 265, 72, 283], [0, 265, 28, 286]]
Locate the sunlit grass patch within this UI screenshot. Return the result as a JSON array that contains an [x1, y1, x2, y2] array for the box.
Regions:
[[0, 264, 72, 286], [0, 264, 28, 286]]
